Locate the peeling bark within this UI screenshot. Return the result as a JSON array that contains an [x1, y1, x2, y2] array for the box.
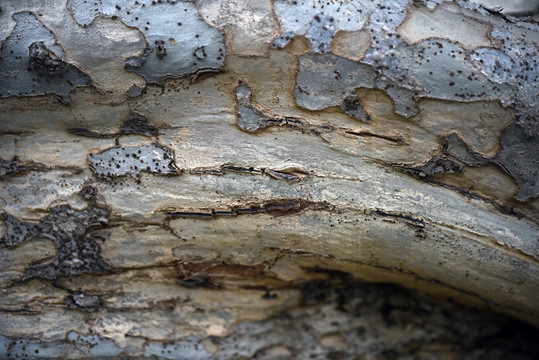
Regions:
[[0, 0, 538, 358]]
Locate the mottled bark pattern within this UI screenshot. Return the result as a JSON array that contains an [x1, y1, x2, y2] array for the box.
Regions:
[[0, 0, 538, 358]]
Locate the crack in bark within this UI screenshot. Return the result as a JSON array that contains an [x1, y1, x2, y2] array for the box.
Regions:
[[0, 157, 83, 178], [393, 163, 531, 220], [190, 162, 309, 182], [69, 112, 160, 139], [166, 199, 331, 219]]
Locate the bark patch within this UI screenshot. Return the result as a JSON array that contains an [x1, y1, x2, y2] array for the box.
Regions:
[[1, 201, 111, 281]]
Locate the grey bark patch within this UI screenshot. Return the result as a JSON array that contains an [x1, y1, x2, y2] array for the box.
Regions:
[[442, 134, 485, 167], [235, 82, 284, 133], [361, 1, 538, 128], [359, 0, 411, 84], [88, 143, 178, 179], [471, 28, 539, 138], [494, 123, 538, 201], [127, 83, 146, 98], [271, 31, 295, 49], [0, 12, 91, 100], [277, 0, 537, 123], [364, 26, 506, 104], [295, 53, 376, 111], [0, 203, 111, 281], [237, 104, 274, 133], [404, 39, 507, 101], [0, 213, 41, 247], [395, 156, 465, 178], [235, 82, 253, 104], [375, 76, 418, 118], [305, 14, 336, 53], [272, 0, 382, 51], [67, 0, 225, 83], [286, 0, 538, 130], [0, 332, 122, 358]]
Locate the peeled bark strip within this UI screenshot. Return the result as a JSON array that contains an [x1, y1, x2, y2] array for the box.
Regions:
[[0, 0, 538, 358]]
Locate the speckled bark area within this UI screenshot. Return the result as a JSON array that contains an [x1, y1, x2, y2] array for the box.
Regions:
[[0, 0, 538, 358]]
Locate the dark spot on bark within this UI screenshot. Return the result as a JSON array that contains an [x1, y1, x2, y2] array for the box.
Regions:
[[262, 291, 278, 300], [120, 112, 158, 136], [28, 41, 66, 75], [193, 46, 207, 60], [341, 94, 371, 122], [154, 40, 167, 59], [301, 280, 331, 304], [79, 184, 97, 200], [179, 274, 214, 288]]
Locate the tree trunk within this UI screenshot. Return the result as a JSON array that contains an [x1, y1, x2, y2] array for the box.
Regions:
[[0, 0, 538, 358]]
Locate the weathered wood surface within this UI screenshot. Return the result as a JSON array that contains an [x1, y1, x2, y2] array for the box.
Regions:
[[0, 0, 538, 358]]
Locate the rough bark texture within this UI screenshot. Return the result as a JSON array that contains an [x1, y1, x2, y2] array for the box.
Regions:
[[0, 0, 538, 358]]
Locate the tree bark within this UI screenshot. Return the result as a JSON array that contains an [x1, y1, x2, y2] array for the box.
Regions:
[[0, 0, 538, 358]]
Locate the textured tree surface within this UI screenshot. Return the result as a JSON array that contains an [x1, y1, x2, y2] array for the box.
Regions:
[[0, 0, 538, 359]]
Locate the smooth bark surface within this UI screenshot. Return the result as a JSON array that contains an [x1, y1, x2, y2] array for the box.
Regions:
[[0, 0, 538, 358]]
